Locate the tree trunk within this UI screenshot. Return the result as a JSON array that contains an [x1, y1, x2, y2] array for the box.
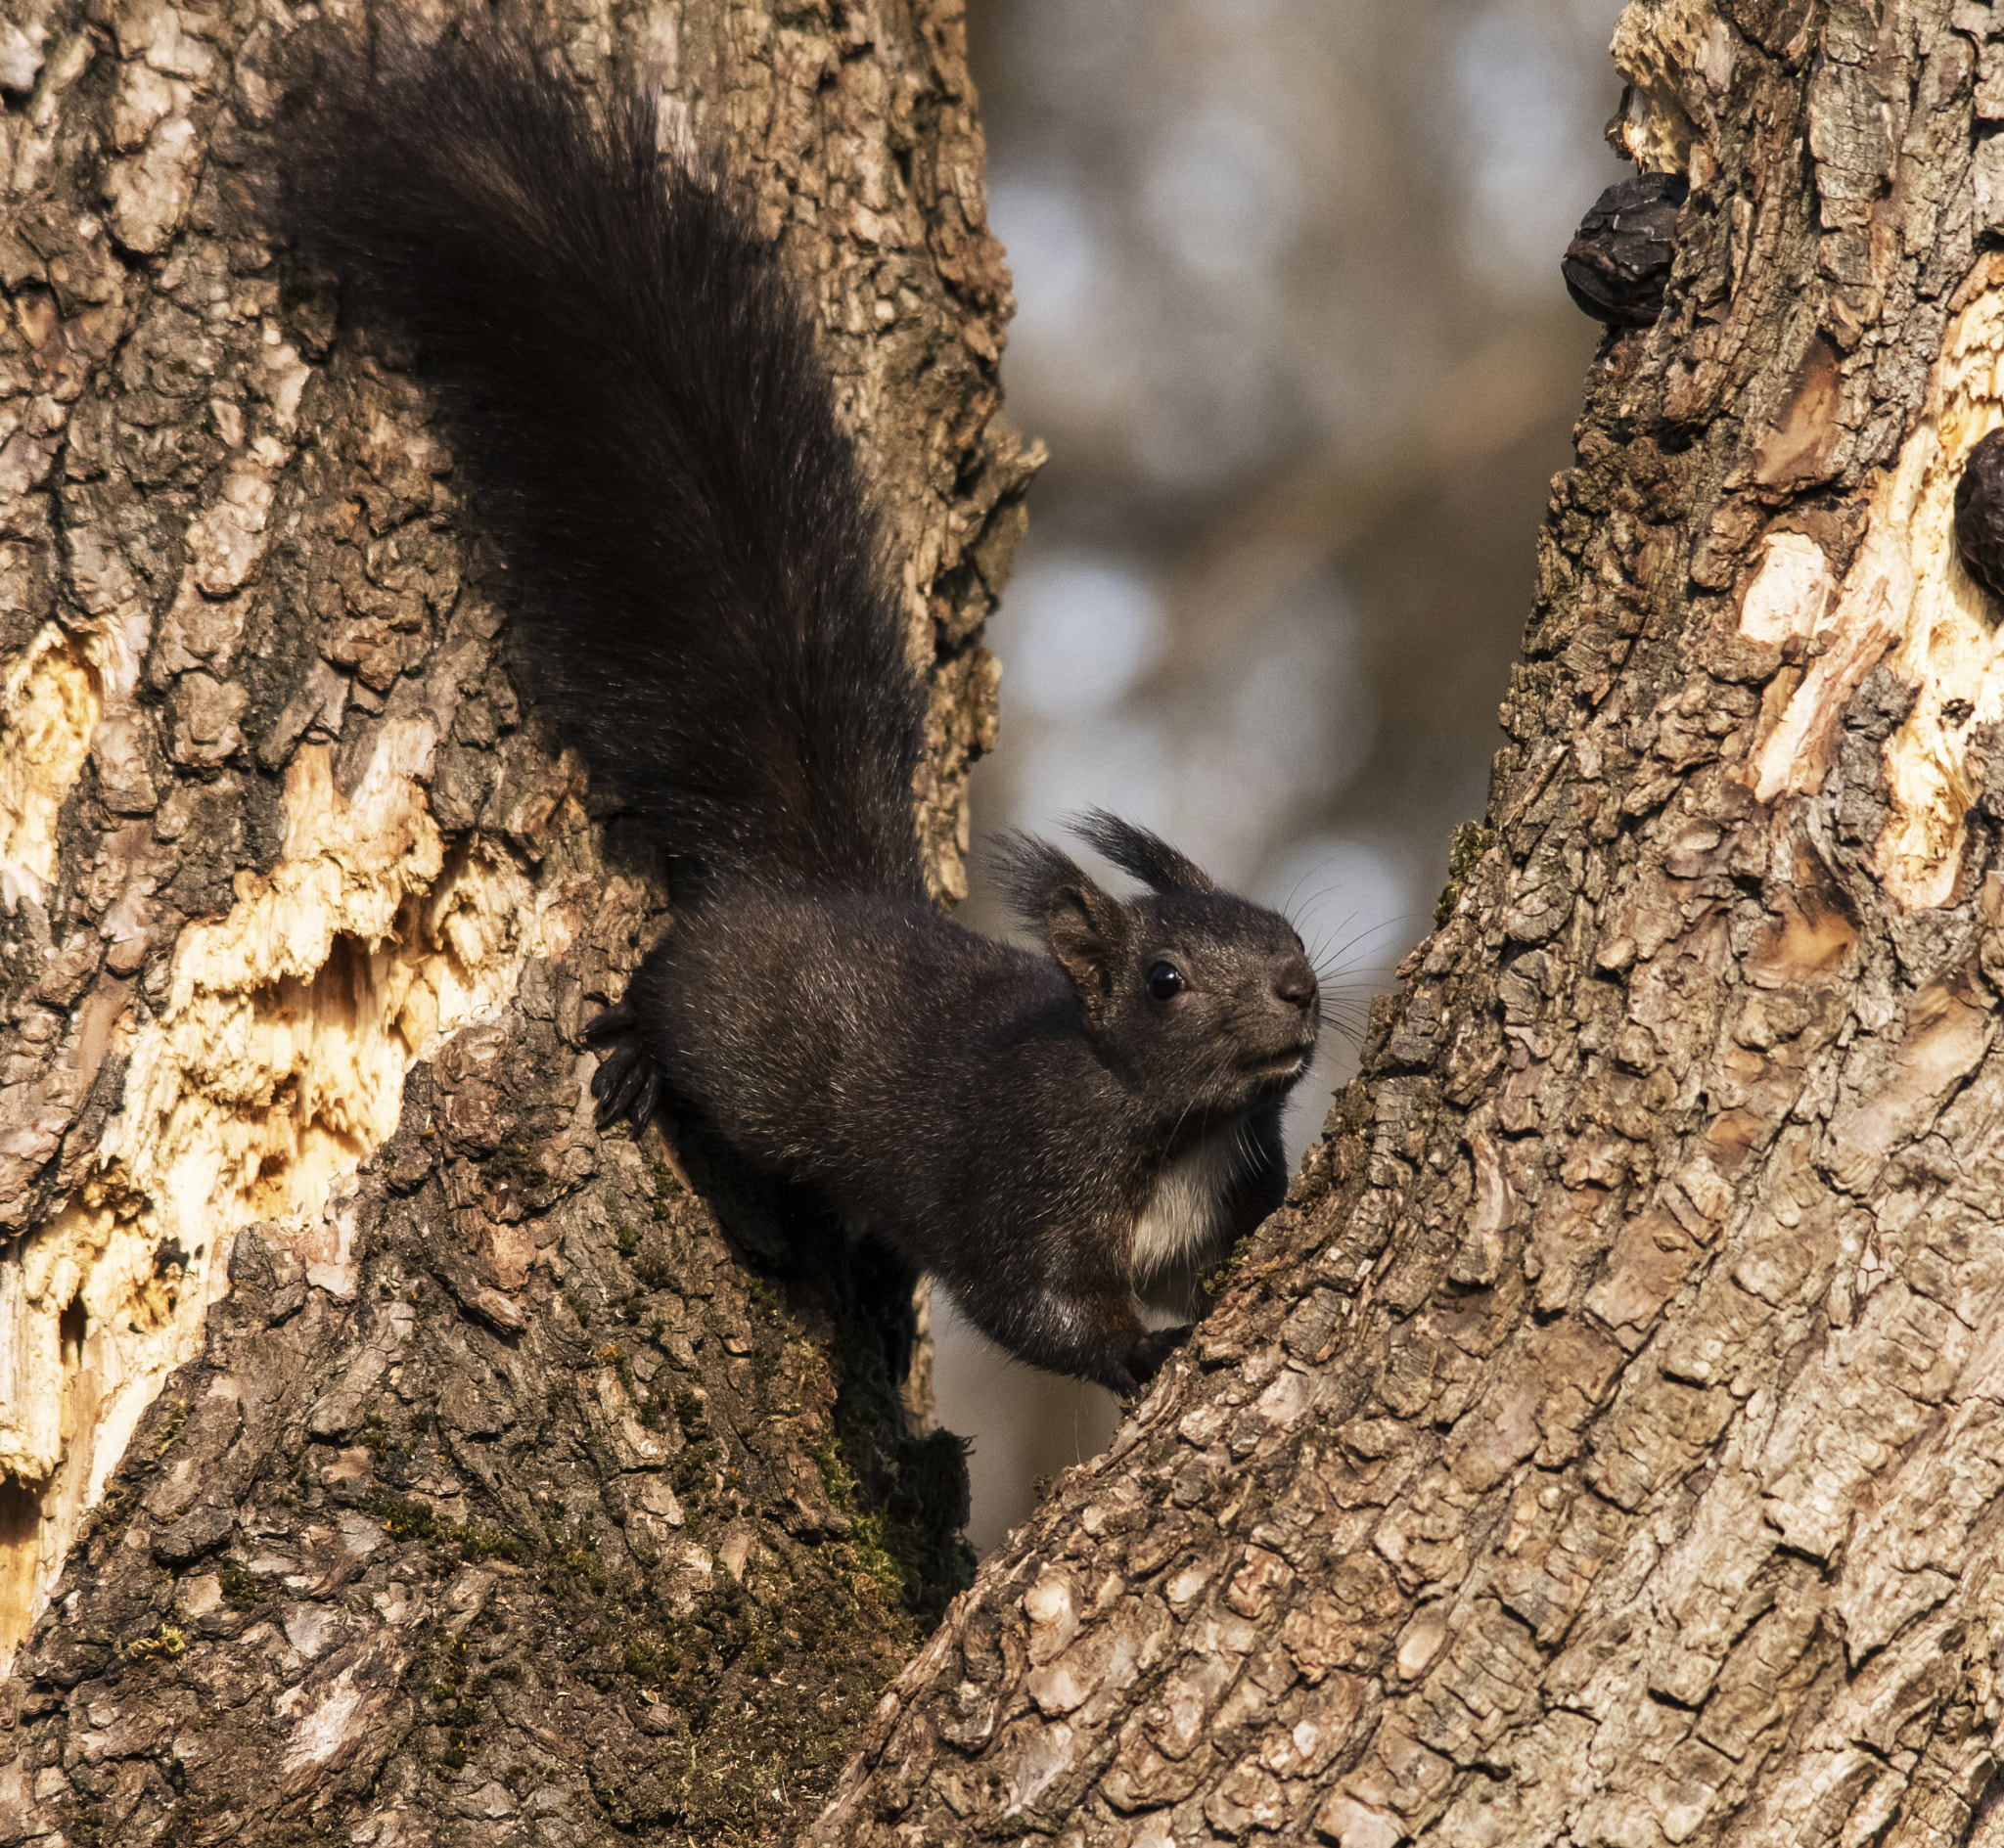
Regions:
[[17, 0, 2004, 1842], [808, 2, 2004, 1844], [0, 0, 1029, 1840]]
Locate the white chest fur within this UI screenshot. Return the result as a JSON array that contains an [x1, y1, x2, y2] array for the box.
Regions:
[[1130, 1128, 1245, 1314]]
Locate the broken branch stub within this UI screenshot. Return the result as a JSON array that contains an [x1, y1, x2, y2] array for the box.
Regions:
[[1561, 171, 1689, 329]]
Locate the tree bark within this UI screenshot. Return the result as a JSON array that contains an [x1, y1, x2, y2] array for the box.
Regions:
[[18, 0, 2004, 1843], [808, 2, 2004, 1844], [0, 0, 1029, 1840]]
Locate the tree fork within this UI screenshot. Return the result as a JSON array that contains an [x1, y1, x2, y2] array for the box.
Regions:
[[810, 1, 2004, 1843], [0, 0, 1028, 1840]]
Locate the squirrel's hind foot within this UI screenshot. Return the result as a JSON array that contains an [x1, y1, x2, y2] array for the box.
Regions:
[[587, 1004, 665, 1128]]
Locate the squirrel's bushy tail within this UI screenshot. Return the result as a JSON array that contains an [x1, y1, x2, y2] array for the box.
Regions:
[[279, 26, 927, 896]]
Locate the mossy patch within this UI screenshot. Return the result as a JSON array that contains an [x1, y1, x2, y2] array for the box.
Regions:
[[367, 1490, 524, 1565], [123, 1623, 187, 1662], [218, 1559, 263, 1611], [1435, 821, 1495, 925], [806, 1343, 973, 1630], [220, 1093, 980, 1845], [150, 1401, 189, 1457], [590, 1544, 928, 1839], [425, 1631, 479, 1774]]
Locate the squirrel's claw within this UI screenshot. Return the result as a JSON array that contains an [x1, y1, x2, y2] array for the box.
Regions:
[[588, 1008, 665, 1129]]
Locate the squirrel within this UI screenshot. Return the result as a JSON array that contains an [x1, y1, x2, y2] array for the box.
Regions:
[[277, 26, 1322, 1397]]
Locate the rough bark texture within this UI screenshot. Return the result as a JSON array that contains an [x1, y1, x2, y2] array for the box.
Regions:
[[810, 3, 2004, 1845], [0, 0, 1029, 1841]]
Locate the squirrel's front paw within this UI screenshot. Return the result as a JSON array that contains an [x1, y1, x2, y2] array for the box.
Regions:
[[587, 1004, 664, 1128], [1120, 1323, 1195, 1393]]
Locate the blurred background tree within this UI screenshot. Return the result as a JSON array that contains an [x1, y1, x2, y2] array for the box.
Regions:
[[940, 0, 1632, 1550]]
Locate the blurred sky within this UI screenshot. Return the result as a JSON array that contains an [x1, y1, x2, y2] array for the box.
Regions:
[[938, 0, 1634, 1552]]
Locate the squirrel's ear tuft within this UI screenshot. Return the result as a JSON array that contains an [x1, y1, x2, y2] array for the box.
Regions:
[[1071, 809, 1218, 895], [995, 833, 1084, 930], [997, 834, 1131, 1006]]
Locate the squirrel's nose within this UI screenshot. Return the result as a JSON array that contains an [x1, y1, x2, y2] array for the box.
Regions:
[[1273, 962, 1317, 1014]]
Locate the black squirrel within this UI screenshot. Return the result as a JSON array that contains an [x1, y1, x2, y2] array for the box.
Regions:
[[278, 27, 1321, 1396]]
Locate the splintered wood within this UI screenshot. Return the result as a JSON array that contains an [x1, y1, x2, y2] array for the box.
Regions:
[[1747, 267, 2004, 909], [0, 708, 590, 1663]]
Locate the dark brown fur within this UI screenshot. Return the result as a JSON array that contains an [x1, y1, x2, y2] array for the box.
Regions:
[[277, 27, 1320, 1393]]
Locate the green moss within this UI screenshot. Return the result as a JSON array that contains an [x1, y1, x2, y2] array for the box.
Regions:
[[593, 1545, 908, 1835], [733, 1284, 789, 1381], [1435, 821, 1495, 926], [805, 1375, 974, 1630], [1326, 1080, 1371, 1140], [532, 1506, 611, 1596], [427, 1631, 479, 1775], [151, 1401, 189, 1457], [563, 1538, 610, 1597], [218, 1560, 263, 1611], [586, 1323, 969, 1829], [597, 1342, 636, 1393], [805, 1426, 907, 1609], [634, 1382, 671, 1428], [458, 1524, 524, 1564], [123, 1624, 187, 1662], [633, 1240, 674, 1291], [373, 1491, 444, 1544], [622, 1635, 683, 1684], [367, 1491, 524, 1565], [615, 1222, 641, 1258], [1204, 1231, 1256, 1300], [674, 1439, 720, 1510]]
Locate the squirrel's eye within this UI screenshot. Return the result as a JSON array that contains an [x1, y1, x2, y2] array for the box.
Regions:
[[1147, 962, 1186, 1001]]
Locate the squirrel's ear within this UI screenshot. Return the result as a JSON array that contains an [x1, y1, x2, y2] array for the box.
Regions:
[[1042, 878, 1130, 1005], [996, 834, 1130, 1005], [1070, 809, 1217, 894]]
